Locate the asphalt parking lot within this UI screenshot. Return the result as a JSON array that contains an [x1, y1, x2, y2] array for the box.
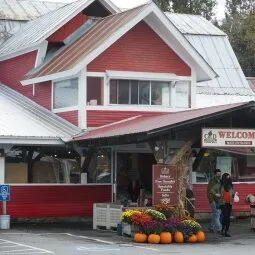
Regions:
[[0, 219, 254, 255]]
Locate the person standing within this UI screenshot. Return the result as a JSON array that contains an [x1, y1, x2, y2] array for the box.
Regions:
[[220, 173, 234, 237], [207, 169, 222, 233]]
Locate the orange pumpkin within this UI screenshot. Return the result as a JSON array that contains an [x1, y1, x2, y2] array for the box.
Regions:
[[188, 234, 198, 243], [196, 231, 206, 242], [148, 234, 160, 244], [134, 233, 148, 243], [174, 231, 184, 243], [160, 232, 172, 244]]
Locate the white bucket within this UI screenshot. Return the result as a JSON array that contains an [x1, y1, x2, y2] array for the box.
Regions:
[[0, 215, 10, 229]]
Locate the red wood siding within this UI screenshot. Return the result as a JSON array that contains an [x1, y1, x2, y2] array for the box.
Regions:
[[33, 81, 52, 110], [0, 185, 111, 218], [87, 110, 167, 127], [57, 111, 78, 126], [48, 13, 88, 43], [193, 183, 255, 213], [87, 21, 191, 76], [0, 51, 36, 97]]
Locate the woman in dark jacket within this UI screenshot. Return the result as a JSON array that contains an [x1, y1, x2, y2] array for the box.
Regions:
[[220, 173, 234, 237]]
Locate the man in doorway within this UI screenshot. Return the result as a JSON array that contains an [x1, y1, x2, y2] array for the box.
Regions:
[[207, 169, 222, 233]]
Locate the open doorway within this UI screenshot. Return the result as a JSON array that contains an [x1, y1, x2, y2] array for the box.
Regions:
[[116, 152, 156, 205]]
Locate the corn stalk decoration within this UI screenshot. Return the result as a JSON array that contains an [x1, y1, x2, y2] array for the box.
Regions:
[[171, 141, 193, 218]]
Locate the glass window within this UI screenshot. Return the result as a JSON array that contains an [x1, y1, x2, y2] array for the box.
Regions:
[[139, 81, 150, 105], [53, 78, 78, 109], [110, 80, 118, 104], [151, 82, 170, 106], [131, 80, 138, 104], [87, 148, 112, 184], [118, 80, 130, 104], [175, 81, 190, 108]]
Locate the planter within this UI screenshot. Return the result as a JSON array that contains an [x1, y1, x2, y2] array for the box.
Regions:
[[122, 222, 139, 237]]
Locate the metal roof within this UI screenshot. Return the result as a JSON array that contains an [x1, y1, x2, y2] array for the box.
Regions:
[[166, 13, 253, 98], [0, 0, 65, 21], [165, 13, 226, 36], [0, 83, 81, 144], [25, 4, 150, 79], [74, 101, 250, 141], [0, 0, 120, 58]]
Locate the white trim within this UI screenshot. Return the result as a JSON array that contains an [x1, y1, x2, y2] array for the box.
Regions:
[[103, 74, 108, 106], [0, 136, 65, 145], [191, 68, 197, 109], [99, 0, 121, 14], [53, 106, 79, 113], [78, 68, 87, 129], [87, 72, 106, 77], [35, 40, 48, 67], [106, 70, 191, 81], [0, 43, 41, 62], [170, 81, 176, 108], [85, 105, 191, 112]]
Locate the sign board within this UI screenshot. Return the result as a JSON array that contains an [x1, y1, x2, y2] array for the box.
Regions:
[[152, 164, 177, 205], [202, 128, 255, 148], [0, 185, 10, 201]]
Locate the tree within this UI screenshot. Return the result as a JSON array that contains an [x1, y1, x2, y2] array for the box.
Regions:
[[153, 0, 217, 20], [220, 1, 255, 76]]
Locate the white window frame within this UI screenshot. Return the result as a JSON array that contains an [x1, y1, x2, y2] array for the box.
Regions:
[[52, 76, 79, 113]]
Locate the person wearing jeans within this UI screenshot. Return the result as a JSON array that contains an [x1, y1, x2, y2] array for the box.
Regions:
[[207, 169, 222, 232]]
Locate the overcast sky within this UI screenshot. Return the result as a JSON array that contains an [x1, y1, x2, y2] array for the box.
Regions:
[[43, 0, 227, 20]]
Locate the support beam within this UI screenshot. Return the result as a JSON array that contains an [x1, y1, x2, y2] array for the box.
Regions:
[[0, 149, 5, 183], [78, 68, 87, 129]]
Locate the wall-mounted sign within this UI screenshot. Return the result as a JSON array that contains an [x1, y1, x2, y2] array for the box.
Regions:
[[202, 128, 255, 148], [152, 164, 177, 205]]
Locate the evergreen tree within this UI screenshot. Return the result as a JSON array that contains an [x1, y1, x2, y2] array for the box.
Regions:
[[153, 0, 217, 20]]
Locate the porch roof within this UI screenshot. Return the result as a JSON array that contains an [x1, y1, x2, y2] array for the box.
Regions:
[[0, 83, 81, 145], [74, 101, 252, 142]]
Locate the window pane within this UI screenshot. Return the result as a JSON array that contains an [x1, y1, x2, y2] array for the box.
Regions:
[[175, 81, 190, 108], [53, 78, 78, 109], [151, 82, 170, 106], [87, 148, 112, 184], [139, 81, 150, 105], [118, 80, 130, 104], [131, 80, 138, 104], [110, 80, 117, 104]]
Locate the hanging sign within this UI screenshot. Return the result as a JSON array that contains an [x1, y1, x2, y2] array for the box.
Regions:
[[152, 164, 177, 205], [202, 128, 255, 148]]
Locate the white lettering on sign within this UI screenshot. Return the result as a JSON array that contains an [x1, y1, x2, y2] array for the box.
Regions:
[[202, 128, 255, 148]]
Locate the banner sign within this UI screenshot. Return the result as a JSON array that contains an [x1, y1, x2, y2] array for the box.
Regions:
[[202, 128, 255, 148], [152, 164, 177, 206]]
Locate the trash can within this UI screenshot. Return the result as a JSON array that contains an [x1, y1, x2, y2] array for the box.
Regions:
[[250, 204, 255, 230]]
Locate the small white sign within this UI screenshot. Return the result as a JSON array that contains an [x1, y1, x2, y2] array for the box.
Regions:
[[202, 128, 255, 148]]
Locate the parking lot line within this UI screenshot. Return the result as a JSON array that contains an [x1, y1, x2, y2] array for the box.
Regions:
[[0, 238, 54, 254]]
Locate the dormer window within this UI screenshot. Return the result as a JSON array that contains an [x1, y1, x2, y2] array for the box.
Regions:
[[53, 78, 78, 110]]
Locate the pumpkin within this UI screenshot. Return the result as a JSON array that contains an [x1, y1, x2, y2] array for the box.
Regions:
[[196, 231, 206, 242], [174, 231, 184, 243], [188, 234, 197, 243], [134, 233, 147, 243], [160, 232, 172, 244], [148, 234, 160, 244]]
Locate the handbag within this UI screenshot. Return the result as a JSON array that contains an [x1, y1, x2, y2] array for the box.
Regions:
[[234, 192, 240, 203]]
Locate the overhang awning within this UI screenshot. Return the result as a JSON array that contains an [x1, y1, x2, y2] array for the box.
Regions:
[[74, 101, 254, 143]]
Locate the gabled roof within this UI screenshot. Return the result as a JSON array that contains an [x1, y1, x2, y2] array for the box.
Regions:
[[22, 2, 216, 85], [0, 0, 65, 21], [166, 13, 253, 98], [74, 101, 251, 141], [0, 83, 81, 144], [0, 0, 120, 60]]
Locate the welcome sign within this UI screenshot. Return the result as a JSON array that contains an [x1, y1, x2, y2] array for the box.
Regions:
[[202, 128, 255, 148]]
